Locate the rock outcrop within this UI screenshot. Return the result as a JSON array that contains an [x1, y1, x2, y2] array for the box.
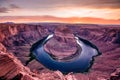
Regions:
[[44, 26, 81, 61], [0, 51, 38, 80], [0, 43, 6, 52], [110, 68, 120, 80], [0, 23, 120, 80], [0, 51, 80, 80]]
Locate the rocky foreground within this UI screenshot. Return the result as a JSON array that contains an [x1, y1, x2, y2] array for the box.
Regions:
[[0, 23, 120, 80]]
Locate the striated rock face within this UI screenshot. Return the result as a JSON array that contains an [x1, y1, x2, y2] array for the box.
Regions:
[[0, 23, 120, 80], [44, 26, 81, 60], [0, 43, 6, 52], [0, 24, 49, 65], [0, 51, 37, 80], [0, 51, 79, 80], [110, 68, 120, 80]]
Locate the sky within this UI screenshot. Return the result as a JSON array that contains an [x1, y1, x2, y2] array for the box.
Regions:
[[0, 0, 120, 24]]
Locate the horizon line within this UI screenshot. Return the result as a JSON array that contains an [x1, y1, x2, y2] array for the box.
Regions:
[[0, 16, 120, 24]]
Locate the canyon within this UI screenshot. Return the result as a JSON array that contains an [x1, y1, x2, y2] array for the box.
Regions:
[[0, 23, 120, 80]]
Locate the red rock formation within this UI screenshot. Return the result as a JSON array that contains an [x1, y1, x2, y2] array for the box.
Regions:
[[0, 43, 6, 52], [0, 51, 36, 80], [44, 26, 81, 61], [110, 68, 120, 80], [0, 23, 120, 80], [0, 51, 81, 80]]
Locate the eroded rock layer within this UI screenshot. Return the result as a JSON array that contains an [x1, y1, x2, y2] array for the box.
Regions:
[[0, 51, 36, 80], [44, 26, 81, 61], [0, 23, 120, 80], [0, 51, 81, 80]]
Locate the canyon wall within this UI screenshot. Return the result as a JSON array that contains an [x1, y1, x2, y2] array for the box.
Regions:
[[0, 23, 120, 80]]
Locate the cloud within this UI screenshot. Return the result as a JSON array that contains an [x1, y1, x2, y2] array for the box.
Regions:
[[0, 7, 9, 13], [37, 0, 120, 9], [0, 0, 120, 12], [0, 0, 120, 14], [10, 4, 20, 9], [0, 1, 20, 13], [0, 0, 11, 13], [0, 16, 120, 24], [71, 0, 120, 9], [84, 0, 120, 9], [0, 0, 10, 5], [0, 0, 119, 20], [0, 4, 20, 13], [6, 0, 120, 10]]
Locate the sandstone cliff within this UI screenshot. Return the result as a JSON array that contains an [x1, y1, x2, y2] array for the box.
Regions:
[[0, 23, 120, 80]]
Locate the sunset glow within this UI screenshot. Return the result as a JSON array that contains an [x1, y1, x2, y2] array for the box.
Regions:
[[0, 0, 120, 24]]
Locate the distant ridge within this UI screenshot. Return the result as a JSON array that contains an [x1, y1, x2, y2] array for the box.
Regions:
[[3, 22, 14, 24]]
